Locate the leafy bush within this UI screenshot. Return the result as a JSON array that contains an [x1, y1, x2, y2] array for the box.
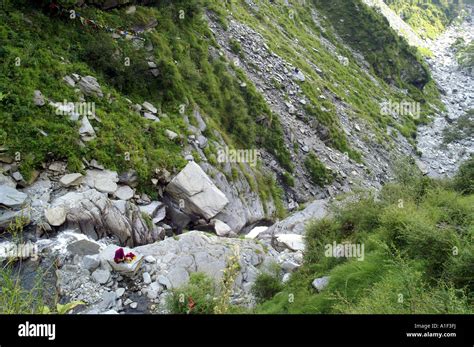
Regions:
[[453, 155, 474, 195], [229, 38, 242, 55], [166, 272, 216, 314], [252, 269, 283, 304], [256, 161, 473, 313], [304, 152, 333, 187]]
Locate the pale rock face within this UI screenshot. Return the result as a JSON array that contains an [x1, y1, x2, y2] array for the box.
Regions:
[[261, 199, 328, 238], [44, 206, 67, 226], [165, 161, 229, 220], [0, 185, 27, 208], [84, 170, 119, 194], [78, 76, 103, 98], [114, 186, 134, 201], [312, 276, 330, 292], [275, 234, 305, 252], [212, 218, 232, 237], [134, 230, 273, 291], [60, 173, 84, 187]]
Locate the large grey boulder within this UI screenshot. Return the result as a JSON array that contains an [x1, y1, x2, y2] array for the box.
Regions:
[[0, 185, 27, 208], [199, 162, 273, 233], [165, 162, 229, 220], [263, 199, 328, 237]]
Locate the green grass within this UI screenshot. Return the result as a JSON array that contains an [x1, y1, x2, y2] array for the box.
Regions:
[[0, 0, 292, 204], [385, 0, 463, 40], [212, 0, 443, 161], [255, 159, 474, 313], [304, 152, 333, 187]]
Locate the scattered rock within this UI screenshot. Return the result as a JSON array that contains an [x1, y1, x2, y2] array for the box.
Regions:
[[81, 254, 100, 272], [142, 101, 157, 114], [143, 272, 152, 285], [60, 173, 84, 187], [118, 170, 138, 188], [92, 269, 111, 285], [212, 219, 232, 237], [312, 276, 330, 292], [115, 288, 125, 298], [33, 90, 45, 106], [79, 116, 96, 139], [44, 207, 67, 227], [114, 186, 134, 201], [78, 76, 103, 98], [275, 234, 305, 252], [12, 171, 23, 182], [165, 129, 178, 140]]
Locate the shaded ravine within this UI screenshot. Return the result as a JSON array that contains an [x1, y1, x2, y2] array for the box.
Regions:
[[417, 7, 474, 177]]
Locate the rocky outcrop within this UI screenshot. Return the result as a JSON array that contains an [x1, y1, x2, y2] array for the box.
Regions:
[[50, 189, 158, 246], [0, 185, 27, 208], [52, 230, 279, 313], [165, 161, 229, 220]]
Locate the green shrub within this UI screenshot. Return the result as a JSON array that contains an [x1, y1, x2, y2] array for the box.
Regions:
[[338, 258, 471, 314], [166, 272, 216, 314], [257, 162, 473, 313], [304, 152, 333, 187], [453, 156, 474, 195], [252, 270, 283, 304], [281, 171, 295, 187], [229, 38, 242, 55]]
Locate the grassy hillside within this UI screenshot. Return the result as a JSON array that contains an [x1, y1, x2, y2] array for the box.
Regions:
[[0, 0, 290, 203], [255, 158, 473, 313], [0, 0, 447, 199], [385, 0, 463, 39], [211, 0, 443, 153]]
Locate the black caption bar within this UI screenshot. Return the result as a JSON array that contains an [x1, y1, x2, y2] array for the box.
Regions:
[[0, 314, 472, 346]]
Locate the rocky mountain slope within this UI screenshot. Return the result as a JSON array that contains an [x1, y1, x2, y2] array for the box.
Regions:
[[0, 0, 472, 314]]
